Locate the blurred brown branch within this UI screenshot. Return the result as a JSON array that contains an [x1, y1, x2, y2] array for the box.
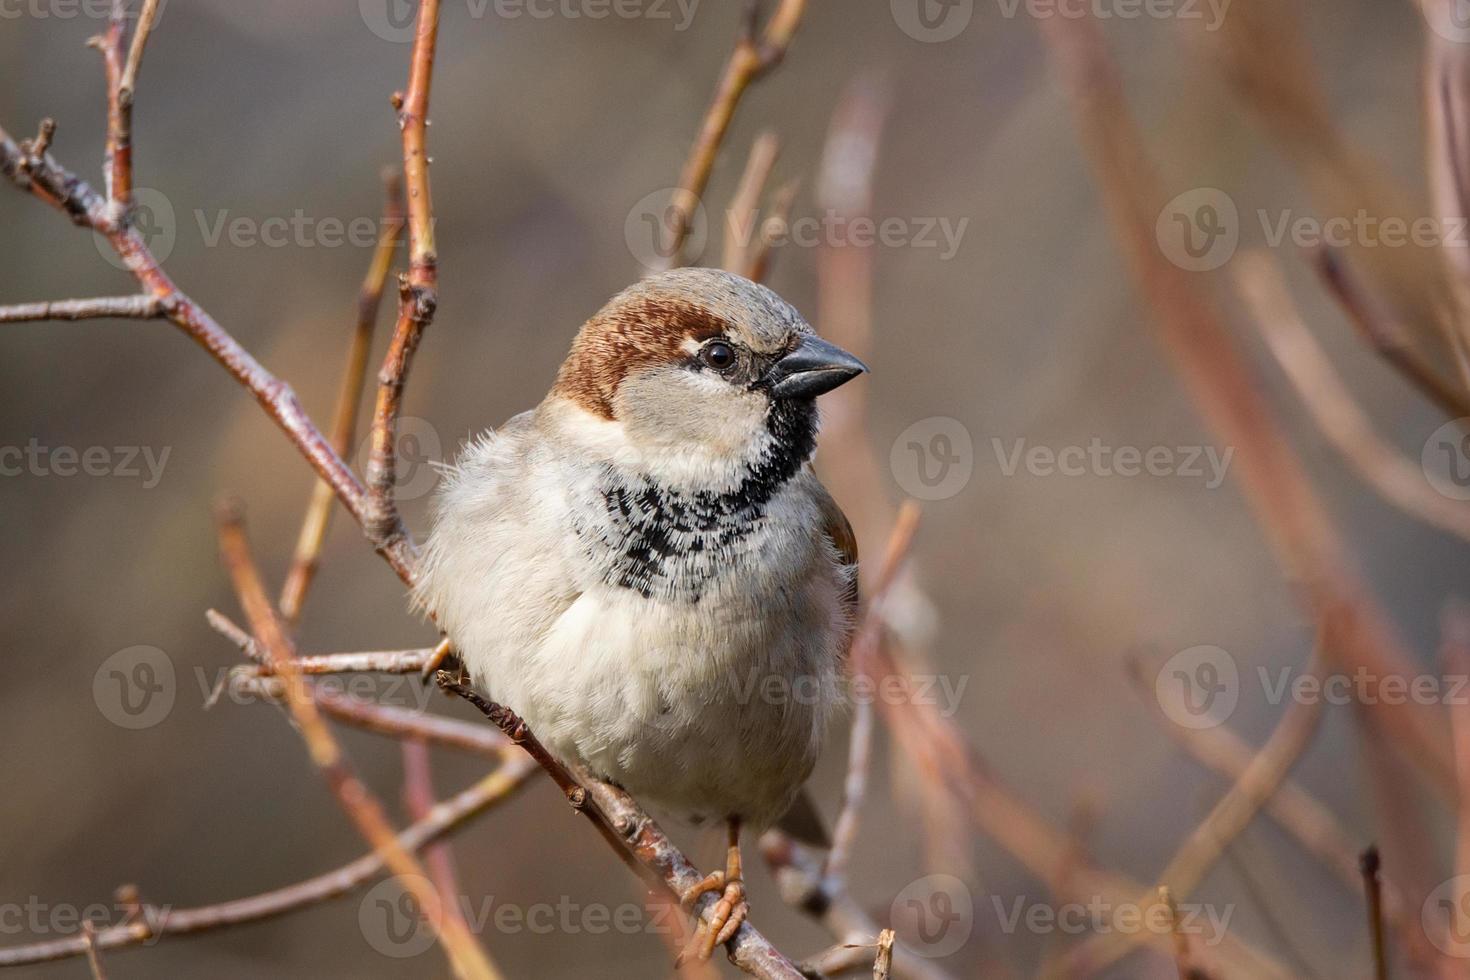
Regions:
[[660, 0, 808, 268]]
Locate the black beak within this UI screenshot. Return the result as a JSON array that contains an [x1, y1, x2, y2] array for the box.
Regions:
[[761, 334, 869, 400]]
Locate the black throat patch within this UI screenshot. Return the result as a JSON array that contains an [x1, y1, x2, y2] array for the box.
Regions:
[[578, 400, 817, 602]]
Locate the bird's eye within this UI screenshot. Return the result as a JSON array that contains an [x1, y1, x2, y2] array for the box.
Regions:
[[700, 341, 736, 371]]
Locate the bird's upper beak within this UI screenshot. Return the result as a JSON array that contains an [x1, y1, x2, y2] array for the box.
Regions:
[[760, 334, 869, 400]]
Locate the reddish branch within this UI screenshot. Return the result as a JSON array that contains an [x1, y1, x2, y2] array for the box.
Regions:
[[365, 0, 440, 546], [215, 502, 502, 980], [281, 172, 406, 624], [1037, 8, 1456, 803], [660, 0, 808, 268], [0, 767, 533, 967], [0, 295, 164, 323]]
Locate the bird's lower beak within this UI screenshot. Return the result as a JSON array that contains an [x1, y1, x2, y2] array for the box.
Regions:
[[761, 335, 869, 400]]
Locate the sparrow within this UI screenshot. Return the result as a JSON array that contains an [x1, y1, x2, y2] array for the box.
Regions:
[[415, 267, 867, 958]]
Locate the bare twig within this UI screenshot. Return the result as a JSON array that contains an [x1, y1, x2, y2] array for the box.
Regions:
[[873, 928, 895, 980], [215, 501, 500, 980], [402, 738, 470, 939], [0, 295, 164, 323], [724, 131, 781, 273], [0, 767, 532, 967], [1313, 245, 1470, 422], [1236, 252, 1470, 543], [1060, 643, 1327, 973], [235, 648, 437, 677], [1361, 846, 1389, 980], [280, 171, 406, 624], [365, 1, 440, 547], [825, 502, 923, 889], [745, 178, 800, 283], [118, 0, 162, 108], [1038, 6, 1456, 803], [80, 924, 107, 980], [659, 0, 809, 268], [763, 832, 957, 980], [91, 0, 131, 208]]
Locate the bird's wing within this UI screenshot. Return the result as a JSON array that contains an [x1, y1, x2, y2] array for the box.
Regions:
[[814, 481, 860, 641], [773, 483, 859, 850]]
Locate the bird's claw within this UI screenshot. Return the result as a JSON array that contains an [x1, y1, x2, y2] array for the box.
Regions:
[[677, 873, 747, 962]]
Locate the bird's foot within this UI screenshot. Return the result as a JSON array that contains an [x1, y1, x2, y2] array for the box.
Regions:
[[677, 869, 748, 962]]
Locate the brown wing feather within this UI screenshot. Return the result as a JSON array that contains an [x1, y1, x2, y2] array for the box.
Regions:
[[815, 483, 860, 636]]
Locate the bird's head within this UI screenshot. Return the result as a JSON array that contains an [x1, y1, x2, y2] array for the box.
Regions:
[[549, 268, 867, 484]]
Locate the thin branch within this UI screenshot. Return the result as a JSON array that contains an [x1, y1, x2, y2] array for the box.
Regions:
[[91, 0, 131, 208], [238, 648, 437, 677], [214, 501, 501, 980], [1038, 4, 1457, 802], [762, 832, 957, 980], [0, 767, 532, 967], [365, 0, 441, 546], [1236, 252, 1470, 544], [1059, 643, 1327, 974], [280, 170, 406, 624], [1361, 846, 1389, 980], [660, 0, 809, 268], [724, 131, 781, 274], [117, 0, 162, 108], [1314, 245, 1470, 422], [825, 503, 924, 889], [0, 295, 164, 323], [744, 178, 799, 283], [402, 738, 471, 941]]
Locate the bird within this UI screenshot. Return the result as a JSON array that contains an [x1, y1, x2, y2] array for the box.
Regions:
[[415, 266, 867, 959]]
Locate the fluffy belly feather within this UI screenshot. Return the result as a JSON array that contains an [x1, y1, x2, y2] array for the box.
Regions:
[[468, 575, 842, 830]]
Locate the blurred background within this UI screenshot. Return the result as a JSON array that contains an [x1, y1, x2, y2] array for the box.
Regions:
[[1, 0, 1466, 976]]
